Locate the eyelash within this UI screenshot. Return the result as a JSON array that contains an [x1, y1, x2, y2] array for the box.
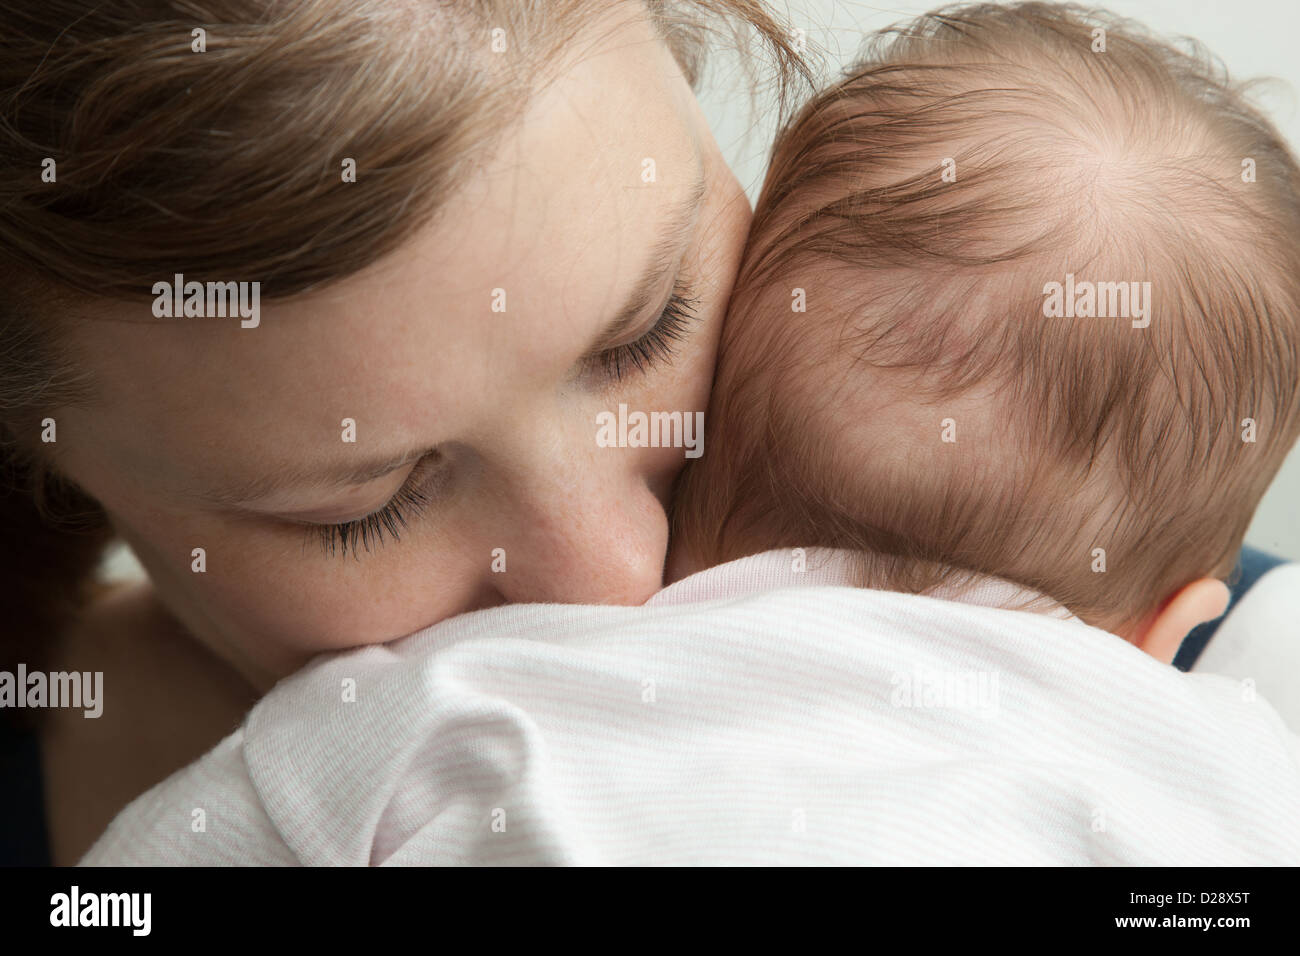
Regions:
[[590, 280, 700, 383], [312, 283, 701, 559], [313, 476, 432, 559]]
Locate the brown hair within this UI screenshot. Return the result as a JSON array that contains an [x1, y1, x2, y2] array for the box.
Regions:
[[673, 1, 1300, 633], [0, 0, 813, 715]]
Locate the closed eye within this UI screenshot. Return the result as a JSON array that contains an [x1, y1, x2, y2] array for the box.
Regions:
[[585, 278, 699, 383], [305, 453, 445, 559]]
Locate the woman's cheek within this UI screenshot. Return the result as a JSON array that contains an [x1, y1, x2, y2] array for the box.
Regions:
[[140, 513, 474, 658], [239, 550, 475, 652]]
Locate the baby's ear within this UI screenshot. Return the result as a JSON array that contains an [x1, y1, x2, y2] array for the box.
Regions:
[[1133, 578, 1231, 665]]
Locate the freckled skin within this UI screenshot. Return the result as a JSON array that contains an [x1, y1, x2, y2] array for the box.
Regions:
[[53, 11, 752, 693]]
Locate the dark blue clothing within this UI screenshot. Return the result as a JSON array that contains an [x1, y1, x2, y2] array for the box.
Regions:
[[1172, 546, 1288, 672], [0, 718, 51, 866], [1, 546, 1290, 865]]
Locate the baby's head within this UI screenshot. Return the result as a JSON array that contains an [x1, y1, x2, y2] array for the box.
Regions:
[[672, 2, 1300, 649]]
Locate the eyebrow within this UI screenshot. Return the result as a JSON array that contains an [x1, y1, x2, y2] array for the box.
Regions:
[[197, 168, 708, 509]]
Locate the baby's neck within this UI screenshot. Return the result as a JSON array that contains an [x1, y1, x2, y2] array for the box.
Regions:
[[664, 539, 709, 586]]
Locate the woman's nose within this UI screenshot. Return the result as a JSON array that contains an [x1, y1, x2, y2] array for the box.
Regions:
[[477, 446, 671, 607]]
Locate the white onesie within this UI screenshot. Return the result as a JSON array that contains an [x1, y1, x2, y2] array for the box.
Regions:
[[80, 549, 1300, 866]]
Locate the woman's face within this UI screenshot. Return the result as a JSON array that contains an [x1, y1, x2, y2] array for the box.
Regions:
[[54, 13, 751, 689]]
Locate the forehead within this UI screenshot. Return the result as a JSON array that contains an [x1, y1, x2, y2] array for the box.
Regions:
[[65, 11, 705, 493]]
